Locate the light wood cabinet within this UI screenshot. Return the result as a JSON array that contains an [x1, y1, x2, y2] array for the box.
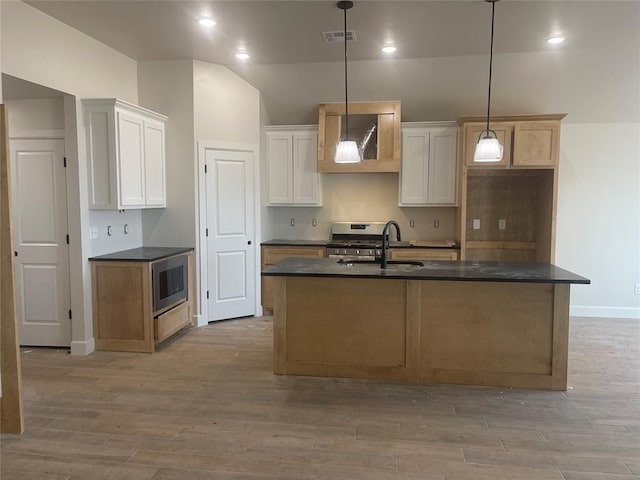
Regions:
[[389, 248, 458, 261], [399, 122, 458, 206], [91, 252, 193, 353], [261, 245, 325, 313], [317, 101, 401, 173], [460, 114, 564, 168], [84, 98, 167, 210], [456, 114, 566, 263], [265, 127, 321, 206]]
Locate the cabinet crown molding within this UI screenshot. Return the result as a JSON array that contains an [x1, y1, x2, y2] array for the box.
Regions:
[[457, 113, 567, 125], [82, 98, 168, 122]]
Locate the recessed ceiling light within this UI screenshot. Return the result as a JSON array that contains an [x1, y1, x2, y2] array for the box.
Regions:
[[382, 45, 397, 54], [235, 52, 250, 60], [547, 36, 565, 45], [198, 18, 216, 27]]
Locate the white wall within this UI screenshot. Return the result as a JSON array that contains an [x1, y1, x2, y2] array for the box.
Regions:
[[192, 60, 262, 322], [5, 98, 64, 131], [233, 49, 640, 126], [193, 61, 260, 146], [138, 60, 195, 248], [2, 1, 141, 354], [557, 123, 640, 318], [1, 2, 137, 103]]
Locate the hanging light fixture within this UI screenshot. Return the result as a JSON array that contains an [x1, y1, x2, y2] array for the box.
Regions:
[[474, 0, 503, 163], [335, 0, 361, 164]]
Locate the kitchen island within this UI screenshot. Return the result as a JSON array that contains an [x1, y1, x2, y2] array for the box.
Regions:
[[262, 257, 589, 390]]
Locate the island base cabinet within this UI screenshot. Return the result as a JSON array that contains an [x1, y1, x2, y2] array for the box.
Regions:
[[273, 277, 569, 390]]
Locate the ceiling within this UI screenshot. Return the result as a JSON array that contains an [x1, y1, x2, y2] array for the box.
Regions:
[[24, 1, 639, 66], [11, 1, 640, 124]]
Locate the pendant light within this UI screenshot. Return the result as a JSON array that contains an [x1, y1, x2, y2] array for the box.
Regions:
[[474, 0, 503, 163], [335, 0, 361, 164]]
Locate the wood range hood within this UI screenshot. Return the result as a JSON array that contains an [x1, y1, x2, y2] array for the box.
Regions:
[[317, 101, 401, 173]]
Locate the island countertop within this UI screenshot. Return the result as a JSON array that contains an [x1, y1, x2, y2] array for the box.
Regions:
[[262, 257, 590, 284]]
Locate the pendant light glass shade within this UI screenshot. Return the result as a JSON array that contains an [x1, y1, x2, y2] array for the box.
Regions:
[[335, 140, 361, 163], [335, 1, 361, 164], [474, 0, 503, 163], [474, 137, 503, 162]]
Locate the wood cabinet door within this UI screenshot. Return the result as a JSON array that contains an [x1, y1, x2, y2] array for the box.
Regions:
[[512, 121, 560, 167], [116, 111, 145, 207], [266, 132, 293, 204], [261, 246, 326, 312], [143, 120, 166, 207], [464, 123, 512, 167]]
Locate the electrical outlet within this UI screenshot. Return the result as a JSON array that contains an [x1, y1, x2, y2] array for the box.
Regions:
[[290, 218, 295, 227], [89, 227, 98, 240], [635, 283, 640, 295], [409, 219, 415, 228], [433, 220, 439, 228], [498, 219, 506, 230], [472, 219, 481, 230]]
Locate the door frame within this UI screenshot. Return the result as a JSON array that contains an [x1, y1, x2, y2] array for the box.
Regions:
[[196, 140, 261, 327]]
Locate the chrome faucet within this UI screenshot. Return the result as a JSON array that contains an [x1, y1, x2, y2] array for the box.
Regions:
[[380, 220, 401, 269]]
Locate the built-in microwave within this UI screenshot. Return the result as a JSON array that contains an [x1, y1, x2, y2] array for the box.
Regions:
[[152, 254, 188, 313]]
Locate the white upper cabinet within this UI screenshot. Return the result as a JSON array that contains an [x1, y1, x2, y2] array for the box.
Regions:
[[84, 99, 167, 210], [399, 122, 458, 206], [266, 126, 322, 206]]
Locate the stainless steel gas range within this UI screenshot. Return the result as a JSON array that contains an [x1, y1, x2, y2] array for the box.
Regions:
[[326, 222, 389, 261]]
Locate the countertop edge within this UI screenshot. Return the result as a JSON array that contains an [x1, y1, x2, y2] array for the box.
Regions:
[[89, 247, 194, 262], [261, 271, 590, 284]]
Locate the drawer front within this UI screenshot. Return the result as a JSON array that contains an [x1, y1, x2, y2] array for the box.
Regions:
[[263, 247, 325, 265], [154, 301, 190, 343], [389, 248, 458, 261]]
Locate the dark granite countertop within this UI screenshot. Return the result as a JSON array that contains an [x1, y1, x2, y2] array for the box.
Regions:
[[261, 239, 329, 246], [262, 257, 590, 284], [89, 247, 194, 262], [261, 239, 458, 249]]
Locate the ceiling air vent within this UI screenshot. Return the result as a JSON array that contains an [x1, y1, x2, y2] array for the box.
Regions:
[[323, 30, 357, 43]]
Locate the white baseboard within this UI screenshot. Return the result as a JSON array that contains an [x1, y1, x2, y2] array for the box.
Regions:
[[193, 314, 208, 328], [570, 305, 640, 319], [70, 338, 95, 356]]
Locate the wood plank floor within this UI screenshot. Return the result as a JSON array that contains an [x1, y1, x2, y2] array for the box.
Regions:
[[1, 316, 638, 480]]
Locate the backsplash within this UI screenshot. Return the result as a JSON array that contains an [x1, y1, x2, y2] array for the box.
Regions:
[[269, 173, 456, 241], [89, 209, 143, 257]]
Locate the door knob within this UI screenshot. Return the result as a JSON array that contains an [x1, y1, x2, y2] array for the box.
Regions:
[[14, 251, 18, 257], [248, 241, 252, 245]]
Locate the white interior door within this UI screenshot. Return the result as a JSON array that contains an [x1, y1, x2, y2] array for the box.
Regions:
[[10, 139, 71, 346], [205, 148, 255, 321]]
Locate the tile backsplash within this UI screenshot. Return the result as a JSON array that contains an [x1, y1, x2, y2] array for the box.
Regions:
[[269, 173, 456, 241]]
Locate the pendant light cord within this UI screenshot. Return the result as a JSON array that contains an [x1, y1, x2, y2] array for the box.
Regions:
[[343, 5, 349, 140], [485, 0, 495, 136]]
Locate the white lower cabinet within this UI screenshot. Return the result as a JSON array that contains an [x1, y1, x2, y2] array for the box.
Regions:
[[399, 122, 458, 206], [84, 98, 167, 210], [266, 126, 322, 206]]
